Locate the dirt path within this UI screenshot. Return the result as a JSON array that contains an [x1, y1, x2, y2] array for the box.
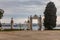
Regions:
[[0, 31, 60, 40]]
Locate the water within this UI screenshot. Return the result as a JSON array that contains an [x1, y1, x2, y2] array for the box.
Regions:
[[1, 26, 60, 30], [1, 25, 40, 30]]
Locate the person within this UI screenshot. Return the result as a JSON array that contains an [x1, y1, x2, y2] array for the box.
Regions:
[[0, 22, 4, 30], [0, 22, 2, 27]]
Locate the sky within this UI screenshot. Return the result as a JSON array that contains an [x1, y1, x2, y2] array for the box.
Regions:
[[0, 0, 60, 24]]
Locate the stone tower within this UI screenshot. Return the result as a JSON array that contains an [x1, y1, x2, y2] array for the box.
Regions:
[[38, 15, 42, 30], [11, 18, 14, 30], [29, 15, 32, 30]]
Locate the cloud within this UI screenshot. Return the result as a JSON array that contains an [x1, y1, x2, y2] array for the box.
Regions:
[[0, 0, 49, 19], [1, 18, 27, 23], [1, 16, 60, 25], [0, 0, 60, 24]]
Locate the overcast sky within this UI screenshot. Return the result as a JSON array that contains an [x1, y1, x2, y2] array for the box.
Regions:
[[0, 0, 60, 24]]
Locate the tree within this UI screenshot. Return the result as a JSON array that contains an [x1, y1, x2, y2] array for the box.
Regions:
[[44, 2, 57, 30], [0, 9, 4, 19], [0, 9, 4, 27]]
